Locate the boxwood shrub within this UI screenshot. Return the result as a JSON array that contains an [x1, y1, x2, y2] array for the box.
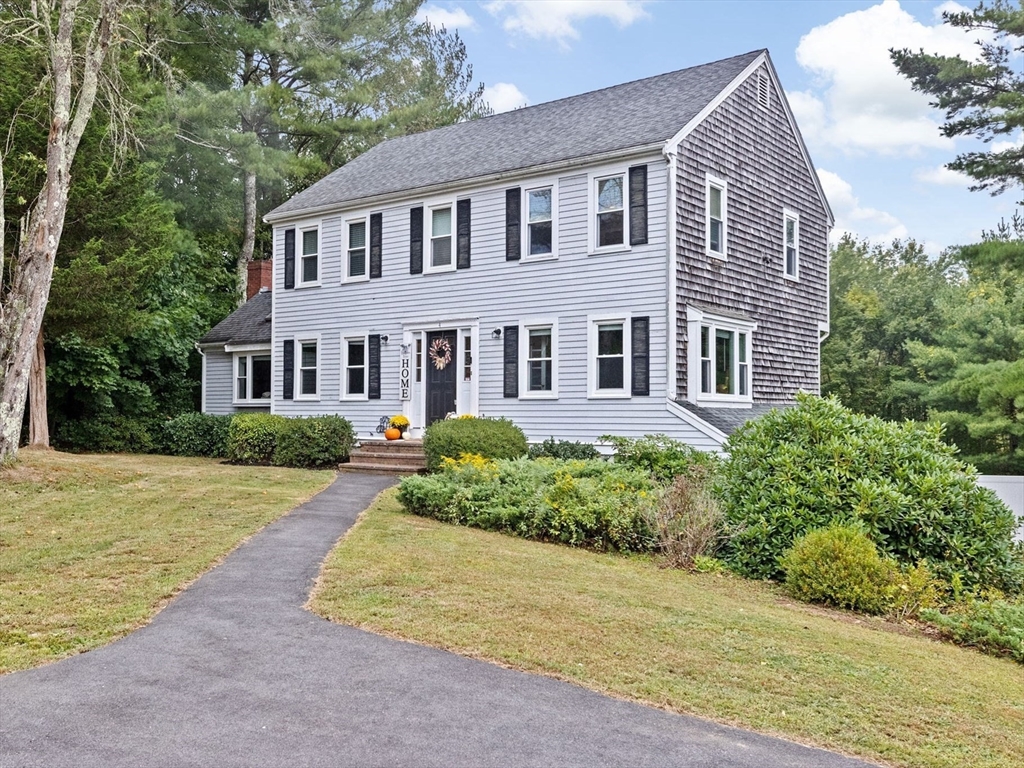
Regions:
[[272, 415, 354, 468], [161, 412, 233, 457], [226, 413, 288, 464], [720, 393, 1022, 593], [422, 417, 527, 472], [54, 415, 158, 454]]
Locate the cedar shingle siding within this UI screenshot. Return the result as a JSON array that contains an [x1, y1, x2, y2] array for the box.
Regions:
[[675, 64, 828, 402]]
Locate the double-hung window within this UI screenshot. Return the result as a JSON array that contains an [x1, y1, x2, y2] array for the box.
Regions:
[[518, 323, 556, 397], [346, 219, 368, 282], [783, 210, 799, 280], [588, 317, 630, 398], [300, 227, 319, 285], [526, 187, 553, 258], [342, 336, 367, 399], [234, 352, 271, 404], [298, 340, 319, 398], [429, 206, 453, 270], [688, 308, 753, 403], [706, 176, 726, 258], [594, 173, 626, 249]]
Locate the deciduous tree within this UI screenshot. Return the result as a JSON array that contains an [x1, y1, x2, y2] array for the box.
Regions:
[[0, 0, 129, 462]]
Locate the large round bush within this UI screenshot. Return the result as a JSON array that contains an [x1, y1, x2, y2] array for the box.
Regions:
[[781, 524, 893, 614], [422, 417, 527, 472], [226, 413, 288, 464], [720, 394, 1021, 593], [273, 415, 354, 468]]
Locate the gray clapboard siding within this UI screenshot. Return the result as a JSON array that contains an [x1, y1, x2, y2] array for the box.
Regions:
[[202, 349, 271, 415], [268, 158, 719, 446], [675, 63, 829, 402]]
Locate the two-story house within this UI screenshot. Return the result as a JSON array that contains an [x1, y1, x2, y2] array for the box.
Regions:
[[199, 50, 832, 450]]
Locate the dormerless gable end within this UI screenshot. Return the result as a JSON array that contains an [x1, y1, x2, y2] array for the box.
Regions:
[[663, 52, 833, 228]]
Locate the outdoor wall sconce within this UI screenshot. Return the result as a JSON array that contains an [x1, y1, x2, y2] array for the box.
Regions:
[[491, 328, 502, 339], [380, 334, 389, 344]]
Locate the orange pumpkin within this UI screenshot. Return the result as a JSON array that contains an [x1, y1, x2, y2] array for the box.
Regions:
[[384, 427, 401, 441]]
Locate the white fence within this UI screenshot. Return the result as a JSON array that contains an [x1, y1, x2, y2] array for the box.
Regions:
[[978, 475, 1024, 542]]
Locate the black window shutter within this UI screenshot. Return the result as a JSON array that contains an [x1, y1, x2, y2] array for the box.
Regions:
[[282, 339, 294, 400], [503, 325, 519, 398], [368, 334, 381, 399], [629, 165, 648, 246], [369, 213, 383, 279], [283, 229, 296, 289], [456, 198, 471, 270], [631, 316, 650, 396], [410, 207, 423, 274], [505, 188, 521, 261]]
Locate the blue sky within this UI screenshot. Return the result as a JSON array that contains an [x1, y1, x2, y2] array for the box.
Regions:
[[416, 0, 1017, 254]]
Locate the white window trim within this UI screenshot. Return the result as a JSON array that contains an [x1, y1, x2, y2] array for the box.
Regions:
[[705, 174, 727, 261], [587, 313, 631, 399], [295, 335, 321, 401], [519, 318, 559, 399], [783, 208, 800, 281], [340, 332, 370, 401], [588, 167, 631, 256], [521, 180, 558, 262], [343, 215, 371, 284], [297, 224, 322, 288], [686, 307, 754, 407], [424, 201, 457, 274], [231, 347, 273, 406]]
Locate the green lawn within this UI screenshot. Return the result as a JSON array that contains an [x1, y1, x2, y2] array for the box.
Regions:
[[0, 450, 332, 673], [310, 489, 1024, 768]]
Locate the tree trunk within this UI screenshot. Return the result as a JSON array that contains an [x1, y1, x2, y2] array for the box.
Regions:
[[28, 330, 49, 447], [238, 169, 257, 304], [0, 0, 123, 463]]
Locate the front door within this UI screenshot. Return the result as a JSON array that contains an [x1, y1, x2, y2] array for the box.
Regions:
[[425, 330, 458, 426]]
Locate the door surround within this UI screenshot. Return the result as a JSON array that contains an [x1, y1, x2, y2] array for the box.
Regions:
[[401, 318, 480, 435]]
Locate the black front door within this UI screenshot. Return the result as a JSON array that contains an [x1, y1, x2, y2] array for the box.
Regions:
[[426, 330, 458, 426]]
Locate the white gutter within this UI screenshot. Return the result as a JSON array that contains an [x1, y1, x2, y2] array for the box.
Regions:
[[264, 142, 666, 225]]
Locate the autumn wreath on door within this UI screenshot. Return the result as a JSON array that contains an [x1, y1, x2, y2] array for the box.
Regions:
[[429, 337, 453, 370]]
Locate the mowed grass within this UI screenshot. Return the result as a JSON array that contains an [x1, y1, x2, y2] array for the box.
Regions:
[[0, 450, 332, 673], [311, 490, 1024, 768]]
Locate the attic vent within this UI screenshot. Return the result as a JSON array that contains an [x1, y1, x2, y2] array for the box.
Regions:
[[757, 70, 771, 111]]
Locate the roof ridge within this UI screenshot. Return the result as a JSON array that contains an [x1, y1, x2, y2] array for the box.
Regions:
[[372, 49, 765, 150]]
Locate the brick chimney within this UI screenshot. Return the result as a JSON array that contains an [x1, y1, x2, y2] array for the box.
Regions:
[[246, 259, 273, 301]]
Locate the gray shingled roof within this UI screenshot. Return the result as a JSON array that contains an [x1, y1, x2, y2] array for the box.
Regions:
[[267, 51, 763, 219], [675, 400, 794, 436], [199, 290, 272, 345]]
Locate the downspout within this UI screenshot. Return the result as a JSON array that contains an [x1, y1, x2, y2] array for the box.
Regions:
[[663, 144, 679, 404], [194, 342, 207, 414]]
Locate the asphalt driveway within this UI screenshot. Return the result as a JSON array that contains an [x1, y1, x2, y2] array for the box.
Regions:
[[0, 472, 873, 767]]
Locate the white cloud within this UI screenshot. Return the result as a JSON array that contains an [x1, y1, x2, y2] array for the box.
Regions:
[[416, 4, 476, 30], [485, 0, 647, 48], [483, 82, 528, 113], [914, 165, 971, 187], [818, 168, 908, 242], [793, 0, 984, 156], [991, 136, 1023, 154]]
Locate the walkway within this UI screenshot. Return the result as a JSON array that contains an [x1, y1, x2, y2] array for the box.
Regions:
[[0, 473, 872, 767]]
